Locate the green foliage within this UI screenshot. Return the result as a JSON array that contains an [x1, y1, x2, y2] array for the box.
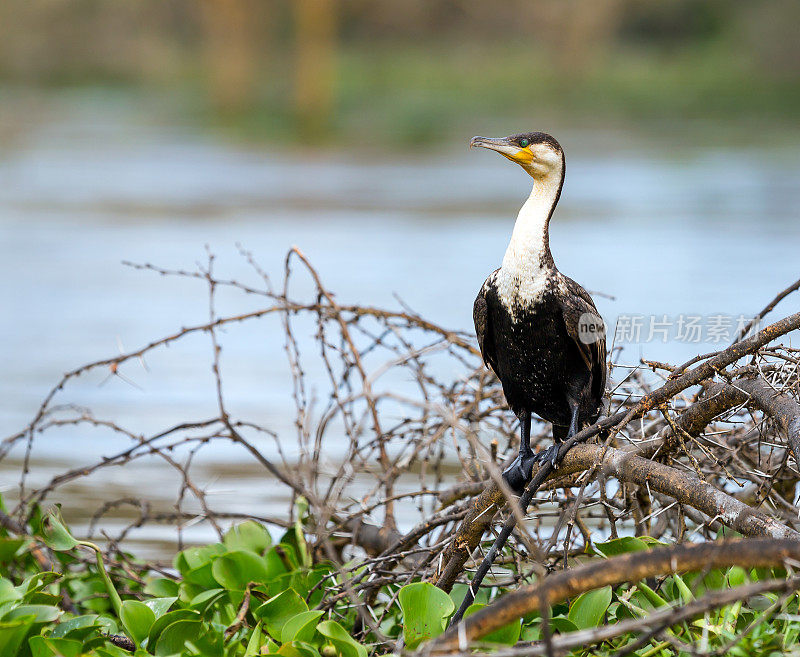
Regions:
[[593, 536, 665, 557], [119, 601, 154, 646], [222, 522, 272, 555], [568, 586, 613, 630], [1, 504, 355, 657], [254, 590, 308, 639], [397, 582, 454, 648], [3, 500, 800, 657], [212, 551, 272, 591], [316, 621, 366, 657], [464, 604, 520, 645], [38, 511, 81, 553]]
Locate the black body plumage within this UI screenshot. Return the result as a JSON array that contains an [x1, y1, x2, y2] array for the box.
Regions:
[[474, 271, 605, 440]]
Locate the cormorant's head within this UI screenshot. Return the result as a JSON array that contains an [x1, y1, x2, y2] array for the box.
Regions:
[[470, 132, 563, 180]]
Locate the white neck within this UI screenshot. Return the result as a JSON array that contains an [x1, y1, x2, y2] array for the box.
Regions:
[[501, 169, 561, 274]]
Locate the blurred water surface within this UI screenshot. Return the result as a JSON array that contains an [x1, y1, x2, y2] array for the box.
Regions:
[[2, 99, 799, 555]]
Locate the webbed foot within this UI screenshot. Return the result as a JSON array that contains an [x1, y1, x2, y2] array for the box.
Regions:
[[502, 452, 538, 495], [534, 443, 564, 469]]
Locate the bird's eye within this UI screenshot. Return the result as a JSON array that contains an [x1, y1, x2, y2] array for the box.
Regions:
[[519, 138, 530, 148]]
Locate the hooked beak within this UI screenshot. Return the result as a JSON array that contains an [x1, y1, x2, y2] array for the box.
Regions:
[[470, 136, 532, 166]]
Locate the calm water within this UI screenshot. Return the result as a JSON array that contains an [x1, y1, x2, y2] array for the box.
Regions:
[[2, 98, 799, 555]]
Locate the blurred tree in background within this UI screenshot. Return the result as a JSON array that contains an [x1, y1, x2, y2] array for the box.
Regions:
[[199, 0, 262, 114], [0, 0, 798, 145]]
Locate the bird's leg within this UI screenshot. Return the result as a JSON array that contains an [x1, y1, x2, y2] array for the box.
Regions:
[[566, 400, 581, 439], [535, 401, 580, 469], [520, 410, 533, 458], [502, 411, 536, 495]]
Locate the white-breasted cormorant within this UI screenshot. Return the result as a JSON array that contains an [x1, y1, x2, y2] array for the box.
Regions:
[[471, 132, 607, 493]]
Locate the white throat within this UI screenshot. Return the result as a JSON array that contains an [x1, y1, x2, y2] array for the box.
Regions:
[[496, 168, 562, 313], [502, 181, 557, 268]]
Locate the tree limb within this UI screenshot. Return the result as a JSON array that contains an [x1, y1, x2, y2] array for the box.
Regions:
[[434, 312, 800, 592], [430, 538, 800, 651]]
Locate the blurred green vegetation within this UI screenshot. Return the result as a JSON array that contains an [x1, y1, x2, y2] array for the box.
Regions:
[[1, 0, 799, 146]]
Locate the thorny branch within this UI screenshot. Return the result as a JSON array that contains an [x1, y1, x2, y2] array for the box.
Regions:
[[3, 248, 800, 653]]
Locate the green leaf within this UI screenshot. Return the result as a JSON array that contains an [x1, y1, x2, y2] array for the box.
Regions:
[[726, 566, 747, 588], [279, 526, 311, 571], [638, 582, 668, 608], [27, 592, 60, 607], [305, 565, 336, 608], [29, 636, 83, 657], [277, 644, 305, 657], [224, 521, 272, 555], [154, 619, 203, 656], [182, 562, 219, 589], [278, 641, 319, 657], [264, 545, 297, 580], [0, 539, 24, 563], [50, 614, 100, 639], [17, 572, 60, 600], [450, 584, 489, 609], [671, 574, 694, 603], [464, 604, 520, 645], [188, 588, 225, 611], [398, 581, 455, 648], [593, 537, 650, 557], [120, 599, 155, 646], [568, 586, 612, 629], [317, 620, 367, 657], [282, 610, 325, 643], [254, 590, 309, 639], [293, 498, 311, 568], [0, 617, 36, 656], [2, 604, 61, 624], [144, 578, 179, 598], [212, 551, 271, 590], [245, 622, 263, 657], [0, 578, 22, 605], [39, 512, 80, 552], [548, 616, 579, 634], [69, 577, 111, 614], [147, 609, 200, 648], [144, 596, 177, 619], [188, 624, 223, 654], [94, 646, 134, 657], [616, 591, 652, 619], [174, 544, 225, 576], [520, 623, 541, 642], [95, 614, 119, 636]]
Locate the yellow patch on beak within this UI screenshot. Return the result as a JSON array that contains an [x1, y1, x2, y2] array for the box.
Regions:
[[501, 147, 533, 166]]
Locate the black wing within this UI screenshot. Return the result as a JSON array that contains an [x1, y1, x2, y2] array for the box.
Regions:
[[558, 274, 607, 409], [473, 272, 499, 374]]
